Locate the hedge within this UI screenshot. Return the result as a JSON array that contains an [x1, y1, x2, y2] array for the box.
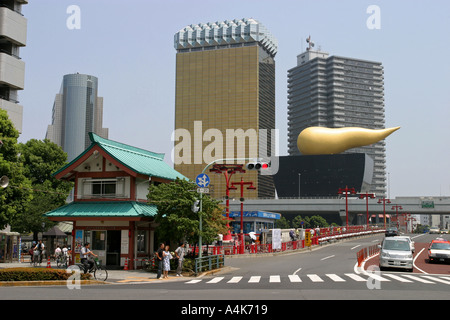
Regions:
[[0, 268, 92, 281]]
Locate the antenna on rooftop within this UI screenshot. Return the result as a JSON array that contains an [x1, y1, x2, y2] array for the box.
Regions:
[[306, 35, 315, 51]]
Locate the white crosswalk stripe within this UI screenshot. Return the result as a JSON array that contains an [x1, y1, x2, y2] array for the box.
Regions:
[[184, 273, 449, 286], [206, 277, 224, 283], [421, 276, 450, 285], [288, 274, 302, 282], [383, 274, 413, 283], [248, 276, 261, 283], [185, 279, 202, 284], [227, 276, 243, 284], [307, 274, 324, 282], [345, 273, 367, 282], [402, 274, 435, 284], [269, 275, 281, 283], [326, 274, 346, 282]]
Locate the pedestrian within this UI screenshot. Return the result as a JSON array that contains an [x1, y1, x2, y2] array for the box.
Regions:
[[156, 243, 165, 279], [162, 245, 172, 279], [175, 242, 186, 277]]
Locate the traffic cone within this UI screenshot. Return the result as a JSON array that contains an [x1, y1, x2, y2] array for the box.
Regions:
[[124, 258, 128, 271], [46, 257, 52, 268]]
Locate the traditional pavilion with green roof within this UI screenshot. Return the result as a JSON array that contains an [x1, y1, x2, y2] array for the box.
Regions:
[[45, 133, 186, 269]]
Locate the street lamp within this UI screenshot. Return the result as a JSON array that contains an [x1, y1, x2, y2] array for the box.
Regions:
[[231, 178, 256, 254], [338, 186, 356, 229], [377, 197, 391, 229], [358, 192, 376, 228], [391, 204, 403, 229]]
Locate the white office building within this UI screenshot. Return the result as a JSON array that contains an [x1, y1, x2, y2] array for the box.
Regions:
[[0, 0, 27, 133]]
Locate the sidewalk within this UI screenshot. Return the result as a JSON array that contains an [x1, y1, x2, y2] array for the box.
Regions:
[[0, 261, 196, 286]]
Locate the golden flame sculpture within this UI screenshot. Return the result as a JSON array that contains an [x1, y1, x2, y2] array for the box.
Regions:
[[297, 126, 400, 155]]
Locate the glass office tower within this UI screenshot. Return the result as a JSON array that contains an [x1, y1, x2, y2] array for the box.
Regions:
[[46, 73, 108, 161], [173, 18, 277, 199]]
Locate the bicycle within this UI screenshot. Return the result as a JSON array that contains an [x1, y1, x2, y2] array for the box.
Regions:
[[31, 250, 42, 267], [77, 258, 108, 281], [56, 254, 69, 269]]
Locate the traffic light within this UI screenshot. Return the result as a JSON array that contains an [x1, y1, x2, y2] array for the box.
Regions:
[[191, 200, 200, 213], [245, 159, 270, 171]]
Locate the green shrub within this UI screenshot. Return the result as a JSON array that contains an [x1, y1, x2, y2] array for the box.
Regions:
[[0, 268, 92, 281]]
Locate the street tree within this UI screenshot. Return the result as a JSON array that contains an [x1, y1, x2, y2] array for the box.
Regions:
[[0, 109, 32, 229], [148, 178, 228, 247], [12, 139, 73, 237]]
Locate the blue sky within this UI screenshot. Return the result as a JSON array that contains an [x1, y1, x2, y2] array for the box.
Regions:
[[18, 0, 450, 197]]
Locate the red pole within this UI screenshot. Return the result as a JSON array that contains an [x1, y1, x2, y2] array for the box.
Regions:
[[240, 178, 244, 254], [224, 171, 232, 241]]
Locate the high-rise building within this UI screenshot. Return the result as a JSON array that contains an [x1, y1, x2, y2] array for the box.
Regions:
[[0, 0, 27, 133], [173, 18, 277, 199], [287, 48, 386, 195], [46, 73, 108, 161]]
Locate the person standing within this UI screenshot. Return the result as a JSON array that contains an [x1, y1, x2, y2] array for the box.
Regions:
[[156, 243, 165, 279], [175, 242, 186, 277], [162, 245, 172, 279]]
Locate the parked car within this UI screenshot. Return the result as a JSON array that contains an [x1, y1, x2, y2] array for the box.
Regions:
[[396, 235, 415, 253], [378, 237, 413, 272], [385, 227, 399, 237], [439, 229, 449, 234], [429, 227, 440, 234], [428, 238, 450, 263]]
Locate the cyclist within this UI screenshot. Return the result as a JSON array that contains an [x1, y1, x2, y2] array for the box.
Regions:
[[80, 243, 98, 274]]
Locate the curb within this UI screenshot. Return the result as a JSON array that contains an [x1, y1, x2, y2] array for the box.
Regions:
[[0, 280, 108, 287]]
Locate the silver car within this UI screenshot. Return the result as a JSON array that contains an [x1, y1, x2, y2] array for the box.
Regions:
[[378, 237, 414, 272]]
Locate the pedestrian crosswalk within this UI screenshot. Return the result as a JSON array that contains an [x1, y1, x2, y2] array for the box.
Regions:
[[184, 273, 450, 286]]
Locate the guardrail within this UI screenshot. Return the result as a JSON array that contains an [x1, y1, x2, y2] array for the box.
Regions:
[[194, 254, 224, 274]]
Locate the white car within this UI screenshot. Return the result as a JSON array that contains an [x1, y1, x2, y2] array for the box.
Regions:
[[378, 237, 414, 272], [428, 239, 450, 263], [395, 235, 415, 253], [429, 227, 440, 234]]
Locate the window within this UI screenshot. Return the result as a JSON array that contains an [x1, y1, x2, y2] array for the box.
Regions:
[[92, 180, 116, 197], [82, 178, 125, 199], [136, 230, 147, 253]]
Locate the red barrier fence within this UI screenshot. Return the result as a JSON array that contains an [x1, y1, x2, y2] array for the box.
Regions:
[[188, 226, 384, 257], [356, 243, 381, 267]]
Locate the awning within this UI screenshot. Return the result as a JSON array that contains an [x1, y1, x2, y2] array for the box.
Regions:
[[43, 226, 66, 237]]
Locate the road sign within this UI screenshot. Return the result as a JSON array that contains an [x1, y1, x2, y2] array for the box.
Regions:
[[196, 173, 210, 188], [305, 231, 311, 247], [197, 188, 209, 193]]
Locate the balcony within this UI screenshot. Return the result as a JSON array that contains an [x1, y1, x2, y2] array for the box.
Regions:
[[0, 52, 25, 89], [0, 7, 27, 46]]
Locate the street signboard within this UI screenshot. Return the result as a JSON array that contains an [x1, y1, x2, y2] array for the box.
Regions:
[[272, 229, 281, 250], [196, 173, 210, 188], [197, 188, 209, 193], [305, 231, 311, 247]]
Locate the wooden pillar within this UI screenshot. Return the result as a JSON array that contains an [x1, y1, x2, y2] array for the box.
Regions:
[[71, 220, 76, 265], [129, 221, 135, 269]]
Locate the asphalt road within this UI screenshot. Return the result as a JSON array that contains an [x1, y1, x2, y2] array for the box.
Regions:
[[1, 233, 450, 303]]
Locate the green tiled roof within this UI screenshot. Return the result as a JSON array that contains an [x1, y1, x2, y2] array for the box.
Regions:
[[53, 132, 187, 181], [45, 201, 158, 218]]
